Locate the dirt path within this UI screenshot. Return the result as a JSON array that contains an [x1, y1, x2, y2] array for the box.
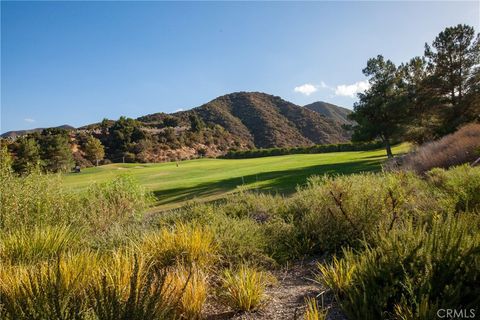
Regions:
[[205, 259, 346, 320]]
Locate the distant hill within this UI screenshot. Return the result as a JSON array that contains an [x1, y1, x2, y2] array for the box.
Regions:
[[2, 93, 352, 163], [304, 101, 353, 125], [1, 125, 75, 138], [141, 92, 350, 148]]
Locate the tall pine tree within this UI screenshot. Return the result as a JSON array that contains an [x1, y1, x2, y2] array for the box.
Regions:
[[39, 129, 74, 172], [349, 56, 407, 158], [424, 24, 480, 133], [13, 137, 41, 174]]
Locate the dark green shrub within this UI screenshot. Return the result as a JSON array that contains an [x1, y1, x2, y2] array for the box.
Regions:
[[319, 215, 480, 320], [287, 171, 450, 255], [427, 165, 480, 213]]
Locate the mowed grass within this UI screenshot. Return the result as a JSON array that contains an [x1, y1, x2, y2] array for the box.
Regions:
[[63, 144, 409, 210]]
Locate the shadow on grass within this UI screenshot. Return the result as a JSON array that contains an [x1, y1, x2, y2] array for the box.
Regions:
[[153, 158, 382, 207]]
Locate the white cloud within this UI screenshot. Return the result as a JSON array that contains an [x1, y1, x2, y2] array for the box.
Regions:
[[24, 118, 35, 123], [294, 83, 318, 96], [334, 80, 370, 98], [175, 108, 184, 112]]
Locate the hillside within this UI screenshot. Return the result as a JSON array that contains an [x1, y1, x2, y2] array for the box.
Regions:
[[304, 101, 353, 125], [141, 92, 350, 148], [1, 125, 75, 138], [2, 93, 352, 164]]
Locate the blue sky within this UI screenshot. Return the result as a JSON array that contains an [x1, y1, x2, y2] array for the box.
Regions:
[[1, 1, 478, 133]]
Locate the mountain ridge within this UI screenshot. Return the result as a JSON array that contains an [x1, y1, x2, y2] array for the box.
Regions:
[[1, 125, 75, 138], [2, 93, 351, 149], [139, 92, 350, 148], [304, 101, 353, 125]]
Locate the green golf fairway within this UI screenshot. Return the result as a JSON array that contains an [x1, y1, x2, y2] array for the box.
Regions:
[[63, 144, 409, 210]]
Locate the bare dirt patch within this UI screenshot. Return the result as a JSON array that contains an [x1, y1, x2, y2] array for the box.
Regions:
[[205, 258, 346, 320]]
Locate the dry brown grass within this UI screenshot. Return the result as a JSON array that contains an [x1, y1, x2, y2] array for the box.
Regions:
[[386, 123, 480, 173]]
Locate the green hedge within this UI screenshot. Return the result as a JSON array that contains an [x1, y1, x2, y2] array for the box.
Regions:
[[223, 141, 385, 159]]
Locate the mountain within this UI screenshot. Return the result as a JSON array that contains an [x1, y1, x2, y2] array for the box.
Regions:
[[140, 92, 350, 148], [1, 125, 75, 138], [2, 93, 352, 163], [304, 101, 353, 125]]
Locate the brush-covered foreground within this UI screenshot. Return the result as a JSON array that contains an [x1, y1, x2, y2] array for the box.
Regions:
[[1, 147, 479, 319], [62, 144, 409, 210]]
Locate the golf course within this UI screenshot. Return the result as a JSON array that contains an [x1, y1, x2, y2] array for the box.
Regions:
[[63, 144, 409, 209]]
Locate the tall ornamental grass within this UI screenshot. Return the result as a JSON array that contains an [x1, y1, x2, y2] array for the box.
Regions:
[[220, 265, 275, 312], [0, 225, 79, 265], [138, 223, 217, 269]]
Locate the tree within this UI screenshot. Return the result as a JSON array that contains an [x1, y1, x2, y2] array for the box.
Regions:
[[12, 137, 41, 174], [189, 113, 205, 132], [134, 139, 153, 163], [84, 136, 105, 166], [108, 117, 145, 154], [397, 57, 438, 143], [39, 129, 74, 172], [163, 116, 179, 128], [424, 24, 480, 133], [100, 118, 111, 135], [160, 127, 178, 145], [349, 55, 407, 158]]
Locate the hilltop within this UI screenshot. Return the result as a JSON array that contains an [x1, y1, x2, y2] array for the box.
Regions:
[[139, 92, 350, 148], [304, 101, 353, 125], [1, 125, 75, 138]]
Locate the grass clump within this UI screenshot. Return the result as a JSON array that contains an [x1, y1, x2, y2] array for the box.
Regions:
[[304, 297, 327, 320], [88, 255, 177, 320], [0, 225, 79, 265], [0, 253, 189, 320], [1, 261, 86, 320], [164, 265, 208, 319], [139, 223, 217, 269], [318, 215, 480, 320], [0, 252, 101, 320], [220, 265, 274, 312], [157, 201, 274, 266]]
